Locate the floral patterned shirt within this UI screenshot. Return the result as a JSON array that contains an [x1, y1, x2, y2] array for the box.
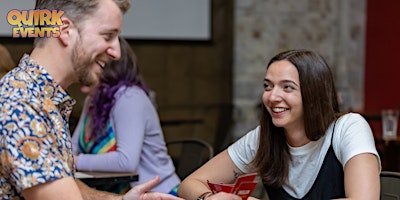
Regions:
[[0, 54, 76, 199]]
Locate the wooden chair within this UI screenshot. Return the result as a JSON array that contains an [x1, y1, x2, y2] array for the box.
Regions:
[[166, 138, 214, 179]]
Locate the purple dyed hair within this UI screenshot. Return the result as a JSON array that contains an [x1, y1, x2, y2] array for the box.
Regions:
[[87, 37, 150, 142]]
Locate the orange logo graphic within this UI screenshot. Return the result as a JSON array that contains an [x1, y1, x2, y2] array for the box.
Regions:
[[7, 9, 64, 38]]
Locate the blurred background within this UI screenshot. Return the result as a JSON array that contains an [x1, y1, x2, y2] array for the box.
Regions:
[[1, 0, 399, 163]]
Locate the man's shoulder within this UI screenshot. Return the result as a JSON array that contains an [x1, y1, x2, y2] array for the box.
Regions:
[[0, 72, 44, 115]]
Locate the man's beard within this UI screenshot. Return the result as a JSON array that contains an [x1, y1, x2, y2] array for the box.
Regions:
[[71, 41, 98, 87]]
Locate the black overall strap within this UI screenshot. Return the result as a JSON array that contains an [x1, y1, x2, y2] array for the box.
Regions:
[[265, 122, 345, 200]]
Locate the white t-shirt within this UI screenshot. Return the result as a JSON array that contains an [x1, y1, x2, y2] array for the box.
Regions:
[[228, 113, 381, 198]]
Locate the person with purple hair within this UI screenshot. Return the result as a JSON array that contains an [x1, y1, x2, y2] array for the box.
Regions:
[[0, 0, 183, 199], [72, 37, 180, 194]]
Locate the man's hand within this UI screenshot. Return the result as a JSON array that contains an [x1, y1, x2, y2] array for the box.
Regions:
[[123, 176, 184, 200]]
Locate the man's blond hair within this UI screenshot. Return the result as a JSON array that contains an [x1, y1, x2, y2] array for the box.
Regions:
[[34, 0, 131, 47]]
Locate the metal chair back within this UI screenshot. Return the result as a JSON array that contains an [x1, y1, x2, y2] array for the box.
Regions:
[[166, 138, 214, 179]]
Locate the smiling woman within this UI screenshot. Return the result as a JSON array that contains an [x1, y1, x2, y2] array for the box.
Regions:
[[262, 60, 303, 137], [72, 37, 181, 194], [177, 49, 381, 200]]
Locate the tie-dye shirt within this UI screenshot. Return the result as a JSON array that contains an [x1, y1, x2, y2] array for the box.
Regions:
[[0, 54, 76, 199]]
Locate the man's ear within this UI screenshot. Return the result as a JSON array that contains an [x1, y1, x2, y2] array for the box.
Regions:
[[58, 17, 75, 46]]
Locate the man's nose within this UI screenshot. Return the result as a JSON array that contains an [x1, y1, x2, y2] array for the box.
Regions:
[[107, 39, 121, 60]]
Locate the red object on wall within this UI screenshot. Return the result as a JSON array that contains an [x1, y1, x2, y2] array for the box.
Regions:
[[365, 0, 400, 171], [364, 0, 400, 114]]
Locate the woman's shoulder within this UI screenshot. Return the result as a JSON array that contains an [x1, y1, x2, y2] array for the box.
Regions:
[[117, 85, 145, 93], [339, 112, 364, 120], [113, 85, 152, 107], [332, 113, 378, 166], [116, 85, 148, 99], [333, 112, 374, 146], [234, 126, 260, 145], [337, 112, 369, 126]]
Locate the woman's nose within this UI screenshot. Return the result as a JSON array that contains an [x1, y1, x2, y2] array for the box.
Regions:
[[268, 88, 282, 102]]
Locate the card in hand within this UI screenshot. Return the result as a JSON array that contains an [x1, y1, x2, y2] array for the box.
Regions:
[[207, 173, 258, 200]]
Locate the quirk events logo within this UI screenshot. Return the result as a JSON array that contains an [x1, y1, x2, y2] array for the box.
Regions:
[[7, 9, 64, 38]]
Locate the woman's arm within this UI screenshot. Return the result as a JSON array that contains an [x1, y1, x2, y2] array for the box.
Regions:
[[178, 127, 260, 200], [339, 153, 380, 200], [335, 114, 381, 199], [177, 150, 244, 200], [75, 88, 147, 172]]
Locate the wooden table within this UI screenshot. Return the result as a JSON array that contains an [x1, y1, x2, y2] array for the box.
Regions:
[[76, 171, 138, 187]]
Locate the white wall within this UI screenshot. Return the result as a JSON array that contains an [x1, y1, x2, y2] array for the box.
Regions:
[[0, 0, 211, 40]]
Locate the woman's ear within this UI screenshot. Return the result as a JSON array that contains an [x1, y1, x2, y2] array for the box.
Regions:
[[58, 17, 75, 46]]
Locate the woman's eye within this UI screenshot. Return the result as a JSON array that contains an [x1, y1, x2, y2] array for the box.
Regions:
[[263, 83, 272, 90], [284, 85, 295, 90]]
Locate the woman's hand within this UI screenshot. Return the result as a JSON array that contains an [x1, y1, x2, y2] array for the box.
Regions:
[[203, 192, 242, 200]]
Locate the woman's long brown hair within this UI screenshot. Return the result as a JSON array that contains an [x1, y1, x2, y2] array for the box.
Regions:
[[251, 49, 341, 188]]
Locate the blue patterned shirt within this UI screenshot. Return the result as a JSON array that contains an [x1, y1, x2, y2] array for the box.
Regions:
[[0, 54, 76, 199]]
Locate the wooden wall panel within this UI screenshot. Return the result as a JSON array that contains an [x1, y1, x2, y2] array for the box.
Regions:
[[0, 0, 234, 152]]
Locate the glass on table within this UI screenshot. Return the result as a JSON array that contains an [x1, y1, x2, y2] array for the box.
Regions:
[[381, 109, 399, 141]]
